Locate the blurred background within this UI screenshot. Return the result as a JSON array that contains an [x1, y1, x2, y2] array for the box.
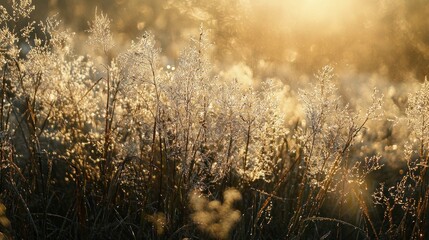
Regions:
[[1, 0, 427, 161], [11, 0, 428, 83]]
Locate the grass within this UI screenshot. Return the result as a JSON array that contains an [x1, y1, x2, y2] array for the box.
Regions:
[[0, 1, 428, 239]]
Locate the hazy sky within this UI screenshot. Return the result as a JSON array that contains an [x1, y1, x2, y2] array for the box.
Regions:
[[5, 0, 429, 81]]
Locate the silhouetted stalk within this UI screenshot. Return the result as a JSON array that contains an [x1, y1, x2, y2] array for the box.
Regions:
[[411, 140, 429, 239], [187, 126, 202, 183], [0, 65, 5, 131], [158, 125, 163, 210], [103, 67, 111, 187], [226, 121, 234, 185], [9, 177, 39, 238], [257, 149, 302, 228], [243, 124, 251, 179], [147, 54, 163, 209], [0, 65, 6, 192]]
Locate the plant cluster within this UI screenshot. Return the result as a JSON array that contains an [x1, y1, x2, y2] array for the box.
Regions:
[[0, 1, 427, 240]]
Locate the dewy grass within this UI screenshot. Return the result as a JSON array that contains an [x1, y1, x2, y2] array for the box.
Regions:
[[0, 1, 427, 239]]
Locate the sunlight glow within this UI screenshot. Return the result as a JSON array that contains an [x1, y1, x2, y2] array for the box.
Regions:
[[299, 0, 338, 21], [288, 0, 356, 28]]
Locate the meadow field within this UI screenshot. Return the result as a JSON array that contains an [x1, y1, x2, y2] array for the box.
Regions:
[[0, 0, 428, 239]]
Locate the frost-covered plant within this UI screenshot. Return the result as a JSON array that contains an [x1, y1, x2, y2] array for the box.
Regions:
[[287, 65, 383, 238], [373, 79, 429, 239], [234, 79, 286, 182], [2, 1, 421, 239], [87, 9, 114, 53], [162, 29, 215, 184], [298, 66, 382, 182]]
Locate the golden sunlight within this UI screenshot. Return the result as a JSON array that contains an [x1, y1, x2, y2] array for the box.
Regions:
[[286, 0, 357, 29], [2, 0, 429, 239]]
